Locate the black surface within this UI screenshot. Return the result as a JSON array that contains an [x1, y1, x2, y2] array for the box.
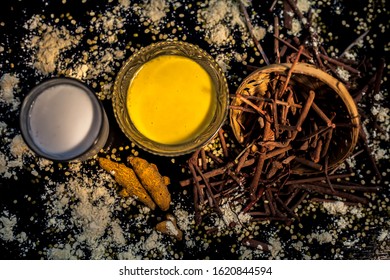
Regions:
[[0, 0, 389, 260]]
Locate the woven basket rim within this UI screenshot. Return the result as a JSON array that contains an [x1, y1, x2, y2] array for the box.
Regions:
[[230, 62, 360, 173]]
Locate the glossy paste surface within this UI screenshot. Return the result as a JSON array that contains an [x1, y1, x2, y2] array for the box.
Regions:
[[127, 55, 216, 145]]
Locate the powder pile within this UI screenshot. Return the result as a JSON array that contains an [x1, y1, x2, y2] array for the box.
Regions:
[[143, 0, 168, 24], [0, 211, 18, 242], [0, 129, 33, 180], [308, 231, 335, 245], [323, 201, 349, 215], [23, 16, 82, 75], [213, 200, 252, 232], [0, 74, 20, 110], [268, 237, 283, 259], [132, 0, 172, 32], [197, 0, 246, 47], [0, 209, 29, 254], [43, 171, 125, 259]]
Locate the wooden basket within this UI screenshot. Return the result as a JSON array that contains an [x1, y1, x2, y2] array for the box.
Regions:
[[230, 63, 360, 173]]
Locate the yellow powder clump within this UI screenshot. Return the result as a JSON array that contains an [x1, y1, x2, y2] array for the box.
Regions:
[[253, 25, 266, 41], [0, 73, 20, 109], [34, 26, 80, 74], [25, 16, 81, 75], [143, 0, 167, 23]]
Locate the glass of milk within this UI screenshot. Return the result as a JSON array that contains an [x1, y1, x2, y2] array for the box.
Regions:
[[20, 78, 109, 161]]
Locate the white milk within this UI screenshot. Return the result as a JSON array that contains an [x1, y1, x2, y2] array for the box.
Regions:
[[29, 84, 96, 157], [21, 80, 108, 161]]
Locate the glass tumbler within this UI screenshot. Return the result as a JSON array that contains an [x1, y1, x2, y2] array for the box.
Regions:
[[20, 77, 109, 161]]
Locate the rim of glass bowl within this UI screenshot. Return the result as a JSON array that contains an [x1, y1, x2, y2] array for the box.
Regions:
[[112, 40, 229, 157]]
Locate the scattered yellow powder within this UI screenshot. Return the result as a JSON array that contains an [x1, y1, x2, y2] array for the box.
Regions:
[[119, 0, 131, 8], [202, 1, 229, 27], [29, 24, 81, 74], [143, 0, 167, 23], [253, 25, 266, 41], [289, 18, 302, 36], [210, 23, 230, 46], [297, 0, 312, 13], [0, 73, 20, 109], [10, 135, 31, 158]]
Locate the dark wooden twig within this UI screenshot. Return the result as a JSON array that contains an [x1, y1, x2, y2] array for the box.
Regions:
[[294, 184, 369, 204], [242, 237, 271, 251], [283, 0, 293, 30], [240, 2, 270, 65], [275, 194, 300, 220], [193, 184, 202, 225], [373, 58, 385, 97], [249, 151, 266, 201], [340, 29, 370, 58], [218, 128, 229, 158], [359, 126, 382, 180], [324, 156, 335, 192], [320, 128, 333, 158], [285, 173, 352, 185], [311, 182, 382, 192], [319, 53, 360, 75], [229, 105, 257, 113], [235, 147, 251, 173], [236, 94, 271, 122], [188, 154, 203, 225], [289, 191, 309, 211], [279, 46, 305, 97], [274, 16, 280, 63], [294, 157, 323, 171], [285, 0, 308, 28], [300, 91, 335, 127], [193, 163, 223, 215], [207, 151, 224, 165], [200, 148, 207, 171], [243, 187, 265, 213], [291, 89, 315, 139]]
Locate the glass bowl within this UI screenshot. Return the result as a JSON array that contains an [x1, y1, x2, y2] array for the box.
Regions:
[[113, 40, 229, 156]]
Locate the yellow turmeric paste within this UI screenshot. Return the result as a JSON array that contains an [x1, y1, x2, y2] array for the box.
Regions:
[[126, 55, 216, 145]]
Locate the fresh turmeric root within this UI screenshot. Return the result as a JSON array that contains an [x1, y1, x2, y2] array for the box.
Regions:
[[98, 157, 156, 210], [128, 156, 171, 211]]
